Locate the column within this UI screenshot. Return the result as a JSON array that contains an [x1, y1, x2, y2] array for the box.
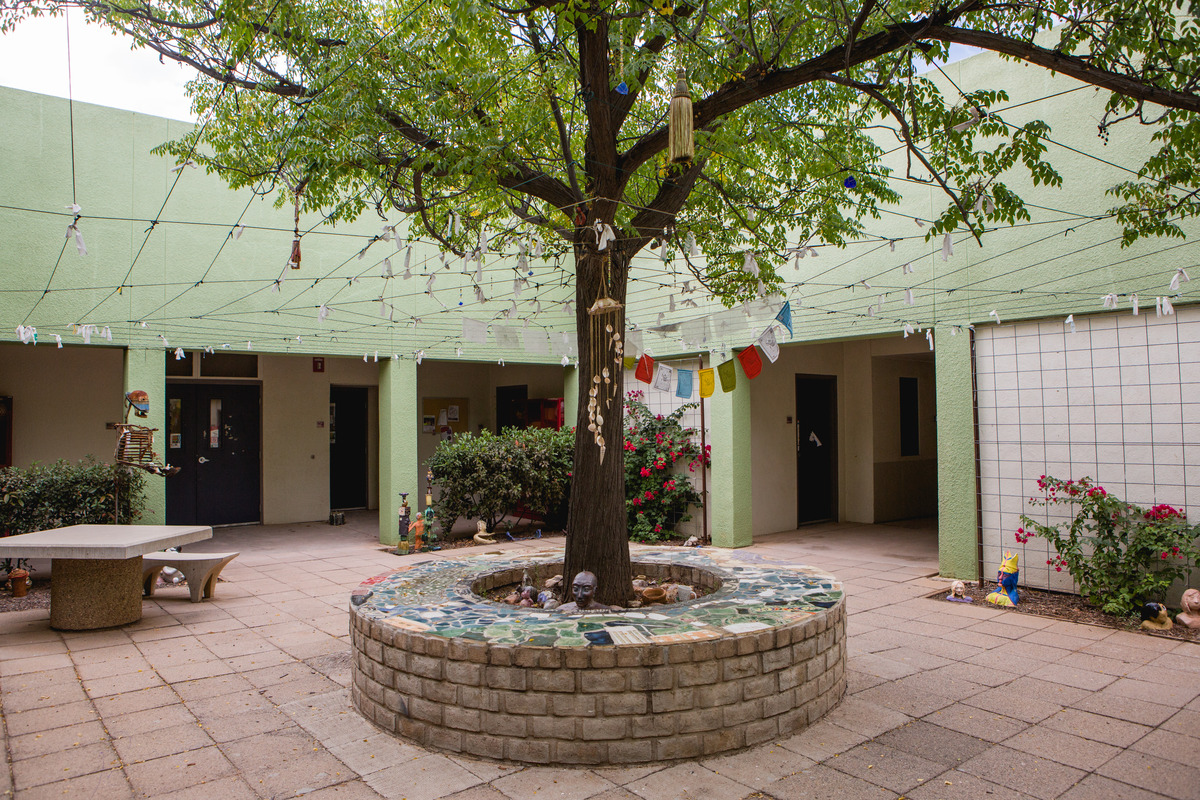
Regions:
[[562, 366, 578, 430], [935, 326, 978, 579], [123, 348, 166, 525], [708, 355, 753, 548], [378, 357, 419, 546]]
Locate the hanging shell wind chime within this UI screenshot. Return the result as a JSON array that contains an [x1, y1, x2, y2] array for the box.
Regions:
[[586, 253, 624, 464]]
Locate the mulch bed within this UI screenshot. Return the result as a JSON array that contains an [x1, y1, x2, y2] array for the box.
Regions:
[[0, 578, 52, 614], [929, 580, 1200, 642]]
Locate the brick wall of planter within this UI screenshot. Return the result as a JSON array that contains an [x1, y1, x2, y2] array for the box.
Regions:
[[349, 600, 846, 765]]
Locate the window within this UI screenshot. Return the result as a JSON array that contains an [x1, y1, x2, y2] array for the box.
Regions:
[[899, 377, 919, 456]]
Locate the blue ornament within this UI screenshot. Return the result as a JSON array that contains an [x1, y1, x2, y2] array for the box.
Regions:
[[615, 81, 629, 95], [844, 175, 857, 189], [458, 301, 463, 306]]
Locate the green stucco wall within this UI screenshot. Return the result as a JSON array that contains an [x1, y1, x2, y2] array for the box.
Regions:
[[934, 327, 978, 579], [378, 357, 419, 546], [709, 356, 753, 547], [122, 348, 166, 525]]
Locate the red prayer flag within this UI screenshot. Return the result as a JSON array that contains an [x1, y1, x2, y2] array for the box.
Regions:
[[737, 346, 763, 379], [635, 353, 655, 383]]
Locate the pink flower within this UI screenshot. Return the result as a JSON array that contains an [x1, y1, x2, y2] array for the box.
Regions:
[[653, 524, 663, 533], [640, 467, 651, 477]]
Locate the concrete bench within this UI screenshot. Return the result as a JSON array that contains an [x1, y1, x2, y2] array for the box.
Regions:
[[142, 551, 239, 603]]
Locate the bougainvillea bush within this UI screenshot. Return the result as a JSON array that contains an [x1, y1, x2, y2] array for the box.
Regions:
[[623, 391, 709, 542], [1018, 475, 1200, 615]]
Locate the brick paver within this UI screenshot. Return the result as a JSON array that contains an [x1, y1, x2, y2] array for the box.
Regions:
[[0, 515, 1195, 799]]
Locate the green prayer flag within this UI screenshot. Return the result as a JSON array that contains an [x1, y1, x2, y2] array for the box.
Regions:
[[717, 359, 737, 393]]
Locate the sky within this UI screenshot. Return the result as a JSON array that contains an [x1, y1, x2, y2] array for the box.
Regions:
[[0, 13, 196, 121], [0, 14, 980, 125]]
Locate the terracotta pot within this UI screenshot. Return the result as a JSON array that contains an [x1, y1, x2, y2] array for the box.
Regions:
[[9, 569, 28, 598], [641, 587, 666, 603]]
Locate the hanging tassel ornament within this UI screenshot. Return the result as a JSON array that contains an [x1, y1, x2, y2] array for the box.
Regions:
[[668, 68, 694, 164]]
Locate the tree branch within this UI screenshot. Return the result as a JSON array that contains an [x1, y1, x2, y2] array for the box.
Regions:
[[818, 70, 981, 244], [924, 24, 1200, 114]]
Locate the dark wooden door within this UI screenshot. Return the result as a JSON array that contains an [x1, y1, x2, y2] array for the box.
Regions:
[[796, 375, 837, 525], [330, 386, 368, 509], [166, 383, 261, 526], [496, 384, 528, 431]]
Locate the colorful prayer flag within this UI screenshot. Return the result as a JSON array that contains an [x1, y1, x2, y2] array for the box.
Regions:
[[758, 327, 780, 362], [635, 353, 655, 383], [717, 359, 737, 393], [699, 368, 715, 398], [737, 346, 763, 379], [676, 369, 694, 399], [775, 302, 793, 338]]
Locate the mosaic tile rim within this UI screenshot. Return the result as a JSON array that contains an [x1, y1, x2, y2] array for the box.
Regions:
[[350, 545, 843, 647]]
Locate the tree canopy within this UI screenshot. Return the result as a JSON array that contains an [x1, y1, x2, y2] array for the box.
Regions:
[[6, 0, 1200, 292]]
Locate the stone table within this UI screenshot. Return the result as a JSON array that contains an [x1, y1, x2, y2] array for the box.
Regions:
[[0, 524, 212, 630]]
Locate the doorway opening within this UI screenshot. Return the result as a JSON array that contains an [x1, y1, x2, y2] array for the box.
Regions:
[[795, 374, 838, 526], [166, 383, 261, 526], [330, 386, 369, 510]]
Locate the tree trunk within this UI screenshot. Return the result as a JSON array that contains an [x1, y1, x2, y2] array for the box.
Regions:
[[563, 246, 633, 606]]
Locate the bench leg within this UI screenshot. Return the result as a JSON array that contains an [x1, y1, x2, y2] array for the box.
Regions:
[[143, 566, 165, 597]]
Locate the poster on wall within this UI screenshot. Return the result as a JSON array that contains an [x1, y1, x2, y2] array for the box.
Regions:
[[448, 405, 460, 422], [422, 415, 435, 433]]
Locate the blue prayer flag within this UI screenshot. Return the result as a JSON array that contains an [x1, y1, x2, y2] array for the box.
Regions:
[[775, 302, 793, 338], [675, 368, 694, 399]]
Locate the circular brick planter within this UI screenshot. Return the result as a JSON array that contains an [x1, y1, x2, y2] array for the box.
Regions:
[[349, 546, 845, 766]]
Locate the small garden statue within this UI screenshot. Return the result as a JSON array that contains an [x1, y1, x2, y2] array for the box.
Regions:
[[557, 571, 611, 612], [1177, 588, 1200, 629], [1140, 602, 1173, 631], [946, 580, 973, 603], [985, 552, 1020, 607]]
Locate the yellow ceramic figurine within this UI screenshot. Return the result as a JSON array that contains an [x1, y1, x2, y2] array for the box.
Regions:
[[985, 551, 1020, 607]]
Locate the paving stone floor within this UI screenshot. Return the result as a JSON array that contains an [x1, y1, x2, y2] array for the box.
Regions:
[[0, 514, 1196, 800]]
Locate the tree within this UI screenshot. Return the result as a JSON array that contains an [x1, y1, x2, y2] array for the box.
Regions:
[[6, 0, 1200, 603]]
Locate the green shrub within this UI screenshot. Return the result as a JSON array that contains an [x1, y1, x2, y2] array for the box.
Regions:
[[428, 427, 573, 532], [0, 458, 147, 571], [623, 391, 708, 542], [508, 427, 573, 530], [1018, 475, 1200, 615]]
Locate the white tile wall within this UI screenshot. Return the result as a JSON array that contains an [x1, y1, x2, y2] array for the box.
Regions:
[[976, 306, 1200, 590]]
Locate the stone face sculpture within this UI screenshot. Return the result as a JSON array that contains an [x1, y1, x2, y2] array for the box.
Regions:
[[1140, 602, 1173, 631], [557, 571, 611, 612], [984, 552, 1020, 607], [1177, 588, 1200, 629], [946, 580, 973, 603]]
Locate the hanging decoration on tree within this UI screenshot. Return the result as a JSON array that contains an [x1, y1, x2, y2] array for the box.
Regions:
[[669, 68, 694, 163], [586, 253, 624, 464], [288, 185, 303, 269]]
